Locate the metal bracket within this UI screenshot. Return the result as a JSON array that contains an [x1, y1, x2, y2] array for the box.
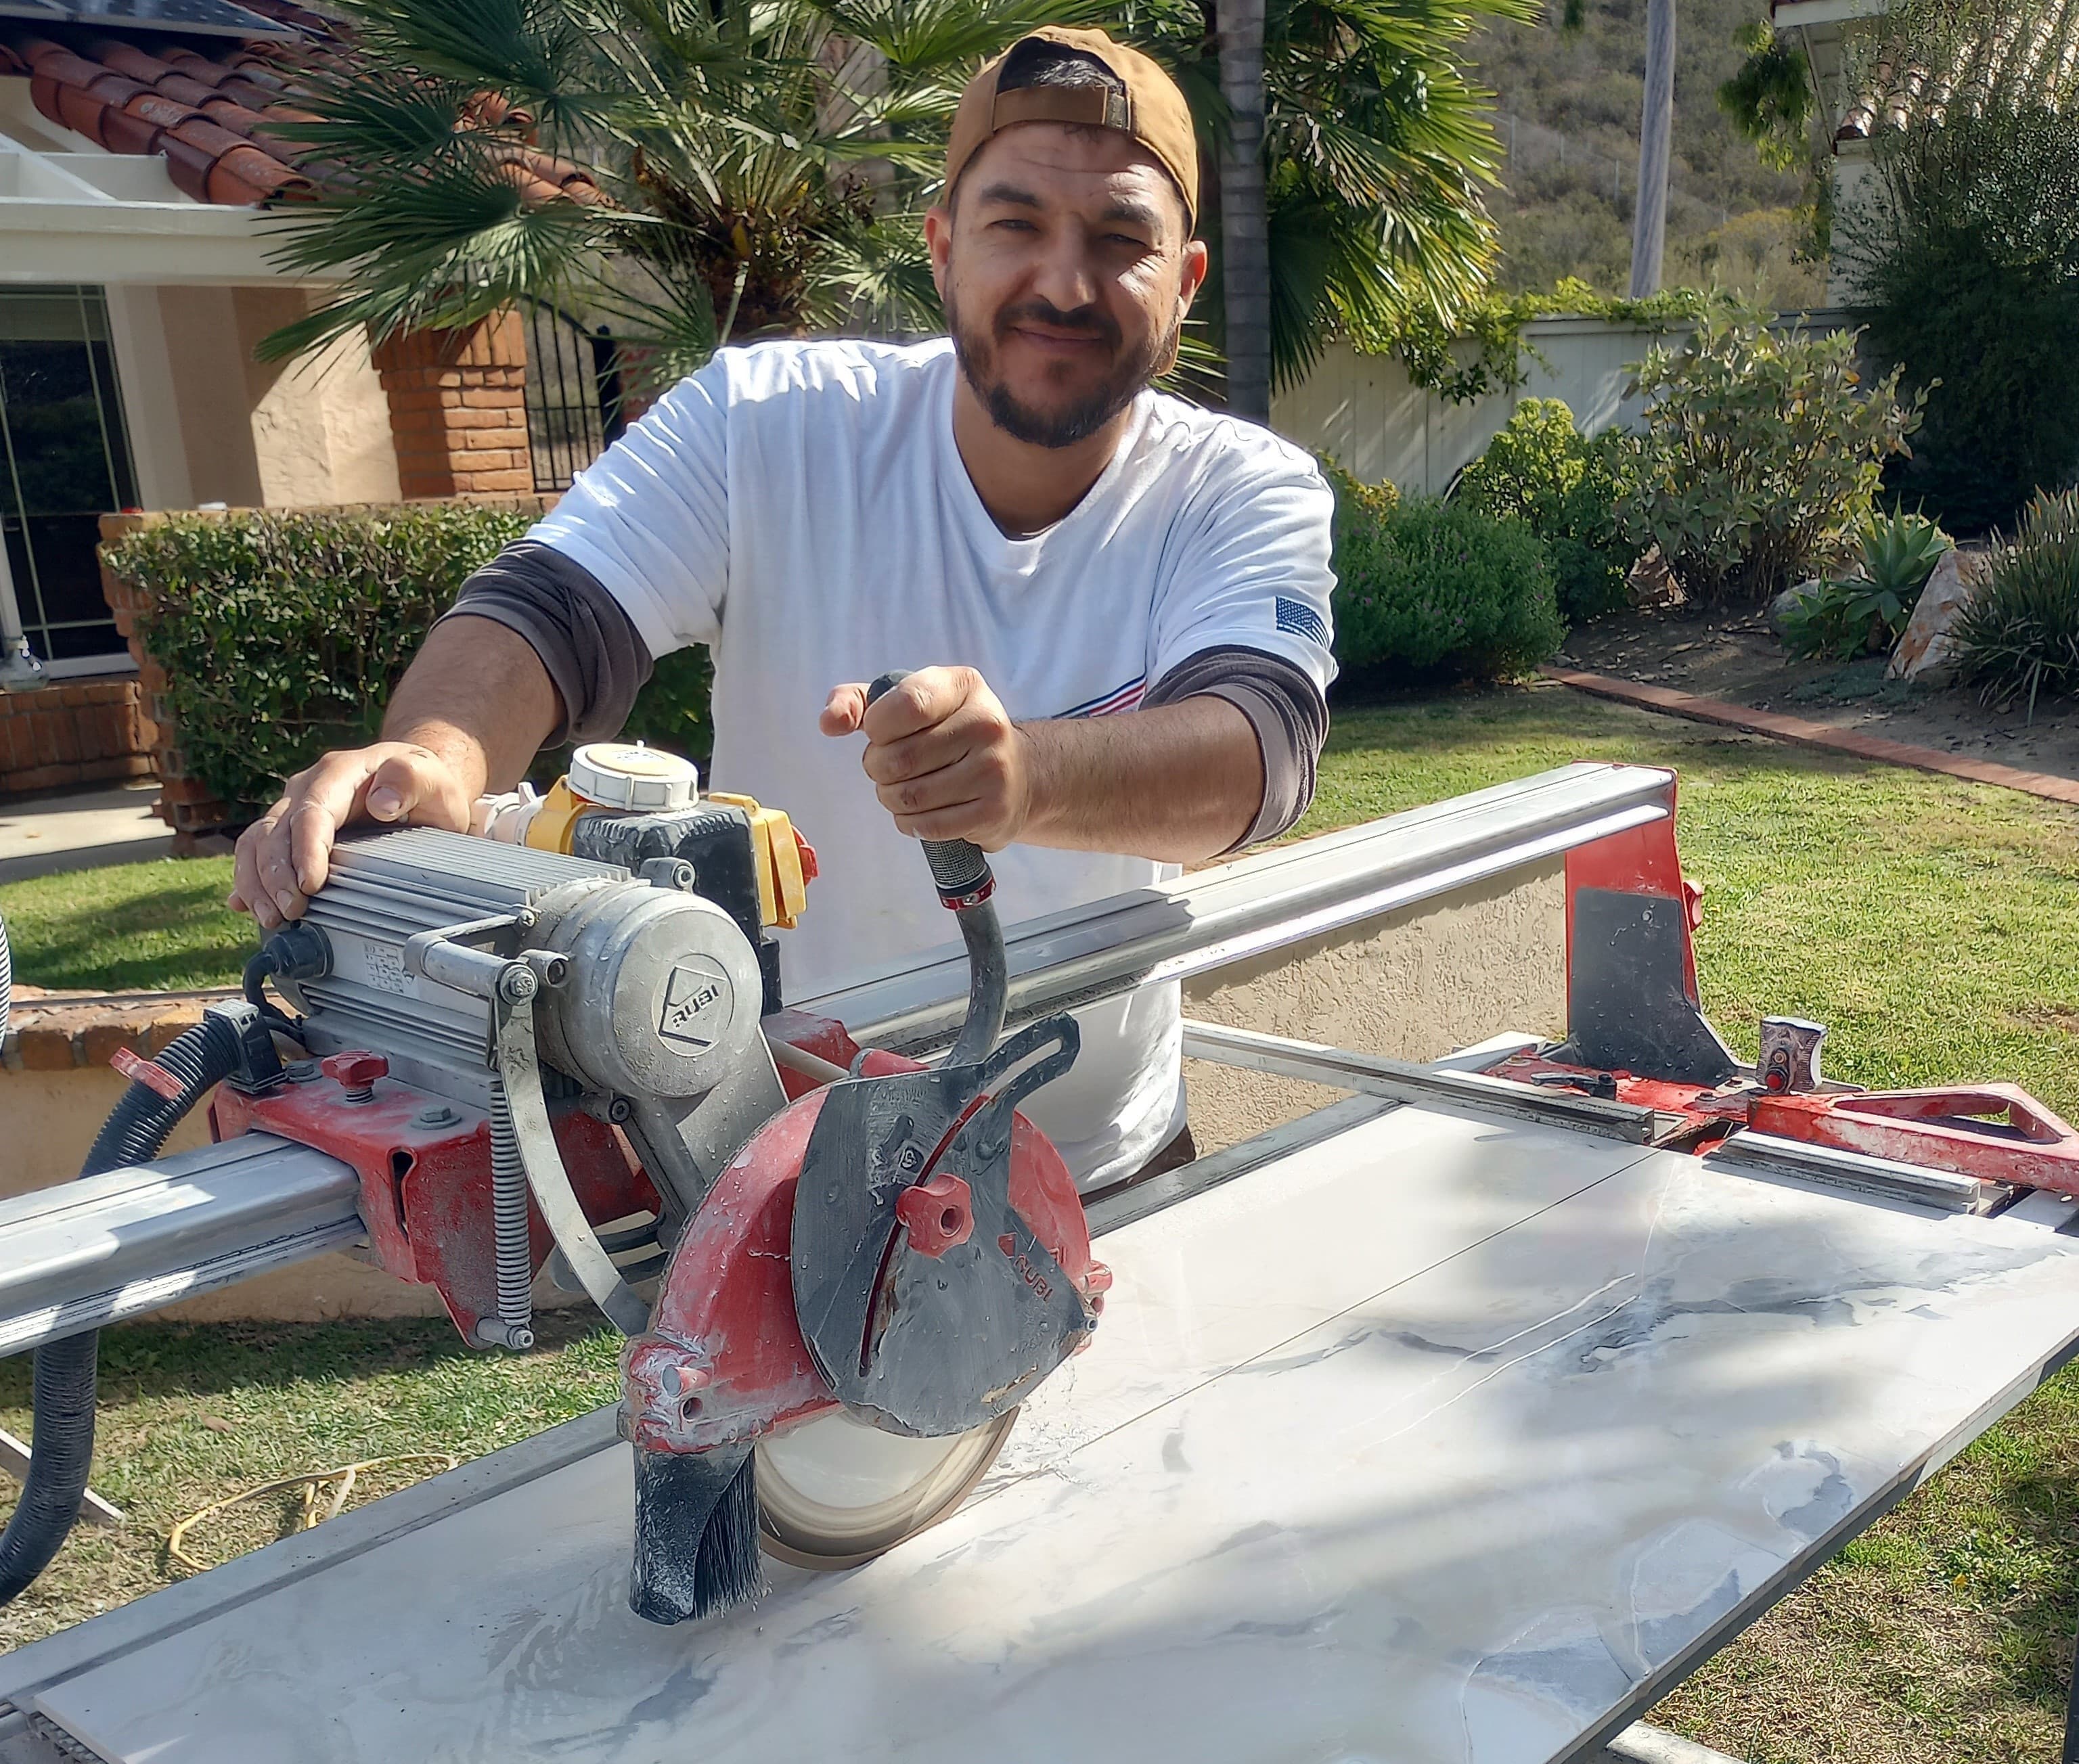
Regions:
[[1180, 1020, 1661, 1144], [488, 959, 651, 1337]]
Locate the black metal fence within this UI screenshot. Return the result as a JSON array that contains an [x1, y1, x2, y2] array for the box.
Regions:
[[524, 302, 626, 493]]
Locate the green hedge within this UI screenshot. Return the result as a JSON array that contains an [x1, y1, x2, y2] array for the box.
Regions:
[[104, 505, 713, 822], [1329, 484, 1564, 683], [1452, 399, 1640, 624]]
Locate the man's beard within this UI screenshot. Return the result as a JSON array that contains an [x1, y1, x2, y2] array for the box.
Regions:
[[947, 291, 1176, 449]]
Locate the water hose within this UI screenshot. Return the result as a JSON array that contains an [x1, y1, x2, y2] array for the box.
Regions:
[[0, 1011, 245, 1605]]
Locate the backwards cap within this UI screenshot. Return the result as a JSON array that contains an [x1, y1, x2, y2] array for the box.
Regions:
[[943, 27, 1199, 231]]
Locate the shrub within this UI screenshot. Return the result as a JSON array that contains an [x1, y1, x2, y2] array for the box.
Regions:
[[1331, 493, 1564, 682], [1840, 106, 2079, 536], [1619, 303, 1925, 605], [1781, 510, 1950, 660], [105, 505, 711, 820], [1955, 489, 2079, 715], [1454, 399, 1640, 623], [1320, 456, 1401, 535]]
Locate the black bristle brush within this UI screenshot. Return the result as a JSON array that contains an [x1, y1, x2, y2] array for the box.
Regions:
[[628, 1443, 765, 1625]]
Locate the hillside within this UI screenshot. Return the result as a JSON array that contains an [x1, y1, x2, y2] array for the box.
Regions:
[[1465, 0, 1828, 305]]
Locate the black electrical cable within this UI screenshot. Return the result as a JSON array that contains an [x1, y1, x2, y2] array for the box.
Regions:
[[0, 1012, 245, 1606], [242, 949, 305, 1044]]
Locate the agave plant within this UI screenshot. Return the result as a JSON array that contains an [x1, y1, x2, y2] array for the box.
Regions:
[[257, 0, 1529, 400], [1781, 509, 1951, 661]]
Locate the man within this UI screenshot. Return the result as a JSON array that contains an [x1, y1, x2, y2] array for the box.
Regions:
[[231, 27, 1337, 1192]]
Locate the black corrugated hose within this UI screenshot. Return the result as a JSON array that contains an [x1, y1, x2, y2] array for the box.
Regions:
[[0, 1011, 245, 1606]]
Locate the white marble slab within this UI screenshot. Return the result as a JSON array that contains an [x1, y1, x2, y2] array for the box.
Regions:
[[30, 1115, 2079, 1764]]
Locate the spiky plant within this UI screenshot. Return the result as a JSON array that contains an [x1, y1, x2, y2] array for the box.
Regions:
[[257, 0, 1121, 378], [1955, 490, 2079, 718]]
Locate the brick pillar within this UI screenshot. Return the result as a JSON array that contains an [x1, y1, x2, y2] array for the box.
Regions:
[[371, 311, 534, 499]]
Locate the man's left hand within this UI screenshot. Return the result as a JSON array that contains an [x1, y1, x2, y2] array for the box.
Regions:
[[820, 666, 1039, 850]]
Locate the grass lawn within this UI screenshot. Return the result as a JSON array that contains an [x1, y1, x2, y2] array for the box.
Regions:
[[1, 681, 2076, 1761], [0, 855, 243, 993]]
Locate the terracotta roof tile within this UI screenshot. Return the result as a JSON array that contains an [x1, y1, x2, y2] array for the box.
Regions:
[[2, 14, 609, 217], [1831, 0, 2079, 142]]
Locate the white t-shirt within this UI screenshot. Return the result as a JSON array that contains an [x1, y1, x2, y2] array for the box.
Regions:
[[529, 337, 1337, 1189]]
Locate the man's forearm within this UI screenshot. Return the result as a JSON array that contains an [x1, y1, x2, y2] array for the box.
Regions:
[[1020, 697, 1263, 864], [382, 616, 563, 796]]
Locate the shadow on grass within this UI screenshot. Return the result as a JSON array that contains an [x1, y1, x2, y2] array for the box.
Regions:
[[0, 1312, 611, 1406], [1, 857, 251, 992]]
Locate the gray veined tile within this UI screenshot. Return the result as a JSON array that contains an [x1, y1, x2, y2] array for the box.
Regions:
[[27, 1117, 2079, 1764]]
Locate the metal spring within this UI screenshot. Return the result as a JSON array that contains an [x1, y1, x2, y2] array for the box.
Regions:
[[484, 1077, 535, 1351]]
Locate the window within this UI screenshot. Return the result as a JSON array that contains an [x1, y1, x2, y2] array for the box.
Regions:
[[0, 285, 139, 671]]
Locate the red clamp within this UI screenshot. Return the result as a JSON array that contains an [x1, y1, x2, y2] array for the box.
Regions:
[[320, 1051, 389, 1102], [110, 1046, 184, 1102], [1748, 1084, 2079, 1197], [895, 1173, 974, 1257]]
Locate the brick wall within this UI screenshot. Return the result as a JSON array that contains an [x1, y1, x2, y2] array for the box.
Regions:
[[0, 678, 154, 798], [372, 311, 535, 499]]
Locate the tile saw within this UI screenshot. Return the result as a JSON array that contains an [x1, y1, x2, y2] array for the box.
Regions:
[[0, 752, 2073, 1763]]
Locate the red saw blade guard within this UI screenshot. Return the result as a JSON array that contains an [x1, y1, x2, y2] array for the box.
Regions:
[[621, 1033, 1109, 1460]]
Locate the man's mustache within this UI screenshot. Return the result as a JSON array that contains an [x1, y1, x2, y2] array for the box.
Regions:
[[993, 300, 1119, 347]]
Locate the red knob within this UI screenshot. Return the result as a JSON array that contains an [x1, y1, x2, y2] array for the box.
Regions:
[[321, 1051, 389, 1098], [895, 1172, 973, 1258]]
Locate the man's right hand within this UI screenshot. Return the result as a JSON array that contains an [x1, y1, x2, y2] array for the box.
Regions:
[[230, 742, 476, 928]]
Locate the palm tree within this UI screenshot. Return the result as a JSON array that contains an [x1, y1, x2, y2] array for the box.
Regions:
[[1561, 0, 1675, 296], [261, 0, 1532, 407], [260, 0, 1117, 376], [1153, 0, 1538, 404], [1214, 0, 1272, 422], [1630, 0, 1674, 295]]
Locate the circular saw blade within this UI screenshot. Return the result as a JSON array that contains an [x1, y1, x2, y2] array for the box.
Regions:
[[757, 1407, 1017, 1570]]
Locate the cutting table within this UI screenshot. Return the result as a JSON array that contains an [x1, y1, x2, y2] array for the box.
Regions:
[[0, 760, 2075, 1764], [2, 1086, 2074, 1763]]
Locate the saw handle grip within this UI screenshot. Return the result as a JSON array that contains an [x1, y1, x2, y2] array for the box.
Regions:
[[866, 670, 1006, 1066], [865, 671, 996, 909]]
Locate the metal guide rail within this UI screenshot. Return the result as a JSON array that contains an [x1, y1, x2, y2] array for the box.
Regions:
[[811, 761, 1674, 1053], [0, 763, 1672, 1361]]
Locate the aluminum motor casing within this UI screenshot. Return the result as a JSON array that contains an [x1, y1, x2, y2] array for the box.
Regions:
[[533, 875, 763, 1102], [280, 826, 761, 1110]]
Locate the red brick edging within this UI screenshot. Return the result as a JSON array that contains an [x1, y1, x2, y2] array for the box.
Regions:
[[1, 989, 229, 1072], [1540, 667, 2079, 807]]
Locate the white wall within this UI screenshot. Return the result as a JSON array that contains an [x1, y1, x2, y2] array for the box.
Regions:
[[107, 284, 400, 511], [1270, 317, 1675, 495], [1274, 311, 1856, 495]]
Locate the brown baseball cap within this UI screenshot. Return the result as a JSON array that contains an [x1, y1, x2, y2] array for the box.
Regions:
[[943, 27, 1200, 232]]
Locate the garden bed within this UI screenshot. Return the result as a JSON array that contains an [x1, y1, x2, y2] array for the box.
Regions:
[[1556, 603, 2079, 782]]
